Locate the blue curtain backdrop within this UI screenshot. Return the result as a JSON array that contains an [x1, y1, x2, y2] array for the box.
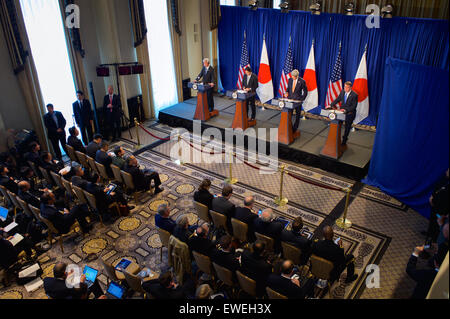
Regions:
[[218, 6, 449, 126], [363, 58, 449, 218]]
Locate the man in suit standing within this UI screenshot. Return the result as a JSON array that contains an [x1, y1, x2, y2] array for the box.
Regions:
[[102, 85, 122, 142], [43, 104, 67, 160], [242, 67, 259, 121], [328, 81, 358, 146], [284, 70, 308, 133], [195, 58, 215, 112], [72, 91, 93, 145]]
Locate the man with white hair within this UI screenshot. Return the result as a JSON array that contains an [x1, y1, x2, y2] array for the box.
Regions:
[[284, 69, 308, 133], [195, 58, 215, 112], [253, 208, 284, 253]]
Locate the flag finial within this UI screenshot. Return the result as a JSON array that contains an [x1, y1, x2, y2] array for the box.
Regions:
[[289, 36, 291, 44], [339, 41, 342, 49], [244, 30, 246, 39], [364, 43, 368, 52], [312, 38, 315, 45]]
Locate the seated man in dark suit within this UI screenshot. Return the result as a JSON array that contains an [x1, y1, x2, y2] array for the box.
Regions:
[[193, 179, 214, 210], [111, 146, 126, 170], [86, 134, 103, 159], [143, 271, 189, 299], [25, 142, 42, 167], [40, 192, 91, 234], [155, 204, 176, 234], [173, 215, 194, 244], [0, 164, 18, 194], [406, 245, 444, 299], [95, 141, 114, 178], [253, 208, 284, 253], [44, 262, 103, 299], [67, 127, 86, 154], [240, 240, 273, 297], [311, 226, 357, 283], [235, 196, 258, 242], [124, 155, 163, 194], [70, 163, 89, 190], [210, 235, 240, 273], [267, 260, 313, 299], [281, 217, 312, 264], [188, 223, 214, 257], [19, 167, 39, 195], [211, 185, 235, 234], [40, 152, 64, 174], [17, 181, 40, 208]]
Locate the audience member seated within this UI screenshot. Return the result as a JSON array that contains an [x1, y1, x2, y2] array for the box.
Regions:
[[253, 208, 284, 253], [43, 262, 104, 299], [0, 233, 34, 270], [25, 142, 42, 167], [311, 226, 357, 283], [17, 181, 41, 208], [211, 185, 235, 234], [40, 192, 91, 234], [0, 164, 18, 194], [211, 235, 240, 273], [95, 141, 113, 177], [235, 196, 258, 241], [188, 223, 214, 257], [71, 162, 89, 189], [406, 245, 446, 299], [173, 215, 193, 244], [19, 166, 37, 192], [143, 271, 189, 299], [86, 134, 102, 159], [41, 152, 64, 174], [155, 204, 176, 234], [240, 240, 273, 297], [266, 260, 313, 299], [0, 152, 18, 178], [193, 179, 214, 210], [281, 217, 312, 264], [425, 168, 449, 244], [112, 146, 126, 170], [67, 127, 86, 154], [124, 155, 163, 194]]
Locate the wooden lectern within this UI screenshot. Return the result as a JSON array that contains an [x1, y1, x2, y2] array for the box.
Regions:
[[320, 109, 347, 160], [226, 91, 257, 130], [188, 82, 219, 121], [271, 99, 302, 145]]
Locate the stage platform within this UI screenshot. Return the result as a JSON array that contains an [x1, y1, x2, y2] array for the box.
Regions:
[[158, 95, 375, 180]]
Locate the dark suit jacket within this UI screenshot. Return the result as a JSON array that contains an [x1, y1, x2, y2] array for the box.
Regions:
[[212, 197, 236, 232], [72, 99, 93, 127], [196, 66, 215, 84], [85, 182, 110, 213], [41, 160, 63, 174], [71, 175, 89, 190], [40, 203, 71, 234], [242, 73, 258, 92], [173, 225, 192, 244], [266, 274, 307, 299], [18, 190, 40, 208], [103, 94, 122, 120], [43, 111, 66, 138], [406, 255, 438, 299], [240, 250, 272, 296], [253, 218, 284, 240], [0, 175, 18, 194], [193, 189, 214, 210], [281, 229, 311, 252], [95, 149, 113, 177], [330, 90, 358, 114], [67, 136, 86, 154], [124, 164, 148, 191], [86, 141, 101, 159], [155, 214, 176, 234], [43, 277, 82, 299], [311, 239, 346, 279], [25, 151, 42, 167], [142, 280, 185, 299], [0, 238, 18, 269], [286, 77, 308, 101], [188, 235, 214, 257], [211, 248, 240, 273], [235, 207, 258, 241]]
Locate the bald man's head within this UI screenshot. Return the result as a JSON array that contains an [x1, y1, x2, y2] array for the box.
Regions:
[[244, 196, 254, 208], [53, 262, 67, 279], [281, 260, 294, 275], [323, 226, 334, 241], [18, 181, 30, 192]]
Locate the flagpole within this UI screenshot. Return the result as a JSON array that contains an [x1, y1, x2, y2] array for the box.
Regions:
[[261, 33, 266, 111]]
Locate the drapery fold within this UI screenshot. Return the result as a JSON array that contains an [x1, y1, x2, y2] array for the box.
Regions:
[[129, 0, 147, 47], [218, 6, 449, 126], [210, 0, 221, 30], [169, 0, 181, 35]]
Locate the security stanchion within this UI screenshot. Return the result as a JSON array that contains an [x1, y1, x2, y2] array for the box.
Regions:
[[274, 165, 288, 206], [134, 118, 142, 150], [174, 134, 184, 166], [336, 187, 352, 229], [224, 151, 238, 185]]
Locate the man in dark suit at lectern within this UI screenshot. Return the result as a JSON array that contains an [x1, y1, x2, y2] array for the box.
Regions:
[[328, 81, 358, 146], [242, 67, 259, 121], [102, 85, 122, 142], [195, 58, 215, 112], [284, 70, 307, 132], [73, 91, 93, 145]]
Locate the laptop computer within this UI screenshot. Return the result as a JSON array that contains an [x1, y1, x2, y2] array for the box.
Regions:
[[82, 266, 98, 288], [115, 258, 131, 271], [0, 206, 9, 222], [106, 281, 126, 299]]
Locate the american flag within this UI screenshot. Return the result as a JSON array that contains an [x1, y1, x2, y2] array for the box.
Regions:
[[237, 31, 250, 90], [325, 44, 343, 107], [278, 38, 293, 97]]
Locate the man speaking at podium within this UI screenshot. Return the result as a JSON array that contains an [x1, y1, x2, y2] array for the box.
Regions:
[[195, 58, 215, 112], [328, 81, 358, 146], [284, 70, 307, 132], [242, 67, 258, 121]]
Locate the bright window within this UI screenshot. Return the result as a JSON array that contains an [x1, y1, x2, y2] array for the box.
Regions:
[[220, 0, 236, 5], [273, 0, 282, 9], [143, 0, 178, 117], [19, 0, 77, 141]]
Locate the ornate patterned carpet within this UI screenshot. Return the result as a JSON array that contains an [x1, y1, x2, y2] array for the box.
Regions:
[[0, 122, 429, 299]]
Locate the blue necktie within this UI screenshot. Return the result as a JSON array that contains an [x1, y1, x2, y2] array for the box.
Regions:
[[344, 93, 348, 104]]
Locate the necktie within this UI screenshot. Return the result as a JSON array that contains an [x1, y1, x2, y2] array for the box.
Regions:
[[344, 93, 348, 104], [292, 80, 297, 93], [110, 96, 113, 112]]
